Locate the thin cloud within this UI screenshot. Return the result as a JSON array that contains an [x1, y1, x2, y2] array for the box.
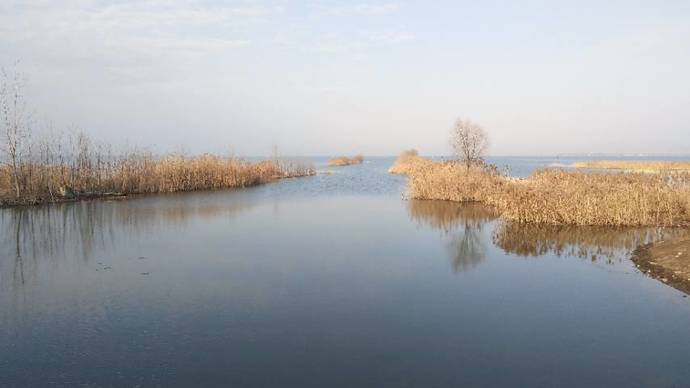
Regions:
[[354, 3, 401, 15]]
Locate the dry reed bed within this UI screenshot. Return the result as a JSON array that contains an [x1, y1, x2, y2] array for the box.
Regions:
[[0, 153, 315, 206], [398, 155, 690, 227], [575, 160, 690, 172], [328, 155, 364, 167], [388, 149, 431, 175]]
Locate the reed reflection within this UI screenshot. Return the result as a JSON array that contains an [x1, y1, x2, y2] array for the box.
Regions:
[[492, 222, 690, 263], [406, 199, 690, 267], [0, 194, 258, 290], [407, 200, 498, 272]]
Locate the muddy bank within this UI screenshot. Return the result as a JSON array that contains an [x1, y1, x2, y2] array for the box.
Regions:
[[632, 237, 690, 294]]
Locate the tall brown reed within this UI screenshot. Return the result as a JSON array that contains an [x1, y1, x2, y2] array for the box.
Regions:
[[398, 154, 690, 227], [0, 132, 315, 206], [388, 149, 428, 175]]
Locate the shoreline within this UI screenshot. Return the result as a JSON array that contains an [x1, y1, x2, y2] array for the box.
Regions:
[[631, 238, 690, 295], [0, 192, 130, 209], [0, 172, 313, 209]]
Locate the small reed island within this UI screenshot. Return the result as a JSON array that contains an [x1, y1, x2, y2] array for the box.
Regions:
[[328, 155, 364, 167], [392, 118, 690, 292]]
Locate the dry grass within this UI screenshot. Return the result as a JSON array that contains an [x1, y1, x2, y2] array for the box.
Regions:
[[575, 160, 690, 173], [401, 156, 690, 227], [328, 155, 364, 167], [388, 149, 430, 175], [0, 146, 315, 206]]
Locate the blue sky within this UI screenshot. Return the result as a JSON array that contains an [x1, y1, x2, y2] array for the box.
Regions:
[[2, 1, 689, 156]]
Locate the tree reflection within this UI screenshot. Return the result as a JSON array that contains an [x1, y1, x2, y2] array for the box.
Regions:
[[406, 199, 690, 268], [407, 200, 497, 272]]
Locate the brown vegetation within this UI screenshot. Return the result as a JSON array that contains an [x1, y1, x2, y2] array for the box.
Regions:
[[388, 149, 430, 175], [328, 155, 364, 167], [0, 146, 315, 206], [575, 160, 690, 173], [0, 129, 315, 207], [0, 69, 314, 207], [396, 154, 690, 227]]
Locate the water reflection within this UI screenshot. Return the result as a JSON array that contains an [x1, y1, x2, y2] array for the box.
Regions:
[[0, 194, 258, 290], [492, 222, 690, 263], [405, 200, 690, 267], [407, 200, 498, 272]]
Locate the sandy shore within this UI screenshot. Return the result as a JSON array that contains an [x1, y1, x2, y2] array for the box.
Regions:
[[632, 237, 690, 294]]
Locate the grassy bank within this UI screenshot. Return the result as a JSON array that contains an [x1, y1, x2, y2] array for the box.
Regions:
[[395, 154, 690, 226], [328, 155, 364, 167], [575, 160, 690, 172], [0, 142, 315, 207]]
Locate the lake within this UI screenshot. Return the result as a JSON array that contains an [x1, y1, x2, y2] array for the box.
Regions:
[[2, 156, 690, 387]]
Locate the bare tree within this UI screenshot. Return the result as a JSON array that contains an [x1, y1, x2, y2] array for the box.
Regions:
[[449, 118, 488, 171], [0, 67, 30, 198]]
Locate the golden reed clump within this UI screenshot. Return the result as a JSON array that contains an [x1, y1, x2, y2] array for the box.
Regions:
[[0, 152, 315, 206], [388, 149, 429, 175], [575, 160, 690, 173], [328, 155, 364, 167], [395, 154, 690, 227]]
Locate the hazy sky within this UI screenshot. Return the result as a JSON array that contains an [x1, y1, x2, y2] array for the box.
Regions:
[[2, 1, 689, 156]]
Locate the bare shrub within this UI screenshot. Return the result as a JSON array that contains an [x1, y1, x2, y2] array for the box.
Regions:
[[450, 118, 488, 171], [0, 67, 30, 198]]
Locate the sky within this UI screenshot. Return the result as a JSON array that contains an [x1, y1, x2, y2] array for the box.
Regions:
[[1, 0, 689, 156]]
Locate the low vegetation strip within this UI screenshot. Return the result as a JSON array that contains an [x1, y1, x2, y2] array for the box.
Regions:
[[395, 154, 690, 227], [575, 160, 690, 172], [0, 142, 315, 207], [328, 155, 364, 167]]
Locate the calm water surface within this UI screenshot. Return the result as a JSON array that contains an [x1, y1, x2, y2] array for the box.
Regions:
[[2, 157, 690, 387]]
